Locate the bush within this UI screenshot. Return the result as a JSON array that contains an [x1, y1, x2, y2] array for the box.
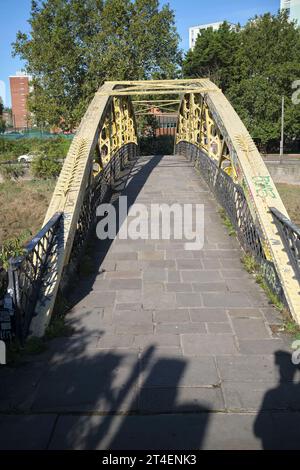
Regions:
[[0, 118, 6, 134], [0, 164, 25, 181], [0, 231, 31, 270], [139, 135, 175, 156], [31, 154, 62, 178], [0, 137, 71, 163]]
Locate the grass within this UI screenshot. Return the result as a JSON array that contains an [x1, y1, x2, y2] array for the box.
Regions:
[[241, 253, 259, 274], [45, 315, 73, 340], [218, 208, 236, 236], [244, 260, 286, 311], [255, 272, 285, 312], [283, 319, 300, 339], [241, 253, 286, 313], [276, 183, 300, 226], [7, 337, 48, 365], [6, 311, 72, 365], [240, 253, 300, 340], [0, 179, 55, 246]]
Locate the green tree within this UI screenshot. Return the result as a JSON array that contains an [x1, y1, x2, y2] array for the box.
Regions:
[[228, 13, 300, 148], [31, 154, 62, 178], [13, 0, 181, 128], [0, 120, 5, 134], [183, 12, 300, 150], [0, 98, 5, 134], [183, 22, 240, 91]]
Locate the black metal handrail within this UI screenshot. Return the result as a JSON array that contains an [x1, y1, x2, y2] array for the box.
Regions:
[[2, 142, 138, 343], [6, 211, 63, 343], [270, 207, 300, 281], [68, 142, 137, 272], [176, 141, 284, 301]]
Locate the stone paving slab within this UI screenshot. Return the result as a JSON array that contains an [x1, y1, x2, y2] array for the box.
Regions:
[[0, 415, 56, 450], [0, 154, 298, 450], [47, 412, 300, 450]]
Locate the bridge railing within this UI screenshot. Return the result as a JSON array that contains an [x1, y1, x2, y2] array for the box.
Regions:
[[270, 207, 300, 281], [67, 143, 137, 277], [1, 142, 137, 343], [176, 141, 284, 301], [5, 212, 63, 344]]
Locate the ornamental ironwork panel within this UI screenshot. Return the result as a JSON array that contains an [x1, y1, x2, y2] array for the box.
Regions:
[[69, 143, 137, 269], [176, 141, 284, 302], [270, 207, 300, 282], [7, 212, 63, 343], [4, 142, 137, 343]]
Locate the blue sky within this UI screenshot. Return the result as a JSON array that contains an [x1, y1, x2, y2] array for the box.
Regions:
[[0, 0, 279, 107]]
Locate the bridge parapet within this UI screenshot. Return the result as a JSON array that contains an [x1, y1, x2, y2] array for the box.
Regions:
[[176, 86, 300, 321], [2, 79, 300, 342]]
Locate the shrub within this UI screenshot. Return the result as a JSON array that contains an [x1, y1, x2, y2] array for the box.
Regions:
[[0, 231, 31, 270], [0, 164, 25, 181], [0, 137, 71, 163], [31, 154, 62, 178], [139, 135, 175, 156]]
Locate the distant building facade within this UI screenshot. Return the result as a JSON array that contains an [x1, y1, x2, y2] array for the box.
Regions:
[[9, 72, 31, 129], [281, 0, 300, 25], [189, 21, 233, 49], [2, 110, 13, 128], [149, 107, 177, 137]]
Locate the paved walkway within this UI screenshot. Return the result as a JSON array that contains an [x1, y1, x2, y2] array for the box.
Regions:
[[0, 155, 300, 450]]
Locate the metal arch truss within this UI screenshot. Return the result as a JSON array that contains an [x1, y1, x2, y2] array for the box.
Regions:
[[30, 84, 138, 336], [5, 79, 300, 340], [176, 88, 300, 321], [177, 93, 235, 179]]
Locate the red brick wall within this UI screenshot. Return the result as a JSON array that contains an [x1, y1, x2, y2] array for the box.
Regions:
[[10, 76, 30, 129]]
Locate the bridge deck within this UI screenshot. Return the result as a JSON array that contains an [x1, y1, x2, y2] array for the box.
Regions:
[[1, 155, 299, 450]]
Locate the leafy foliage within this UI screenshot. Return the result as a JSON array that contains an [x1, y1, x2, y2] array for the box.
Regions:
[[0, 119, 5, 134], [0, 231, 31, 270], [139, 135, 174, 155], [0, 99, 5, 134], [13, 0, 181, 128], [218, 208, 236, 236], [183, 12, 300, 150], [0, 137, 71, 163], [183, 22, 240, 91], [0, 164, 25, 181], [31, 154, 62, 178]]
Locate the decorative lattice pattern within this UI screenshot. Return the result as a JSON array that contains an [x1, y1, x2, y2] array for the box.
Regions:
[[270, 207, 300, 281], [176, 141, 284, 300], [6, 143, 137, 343], [6, 212, 63, 343]]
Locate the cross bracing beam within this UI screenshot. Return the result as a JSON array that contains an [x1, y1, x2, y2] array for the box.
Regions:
[[132, 100, 181, 104]]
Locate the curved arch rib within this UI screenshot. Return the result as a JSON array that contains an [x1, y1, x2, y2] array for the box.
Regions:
[[29, 78, 299, 337], [31, 83, 138, 336], [176, 81, 300, 322]]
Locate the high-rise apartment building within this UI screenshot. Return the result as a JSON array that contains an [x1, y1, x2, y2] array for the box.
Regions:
[[9, 72, 31, 129], [189, 22, 234, 49], [280, 0, 300, 25]]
